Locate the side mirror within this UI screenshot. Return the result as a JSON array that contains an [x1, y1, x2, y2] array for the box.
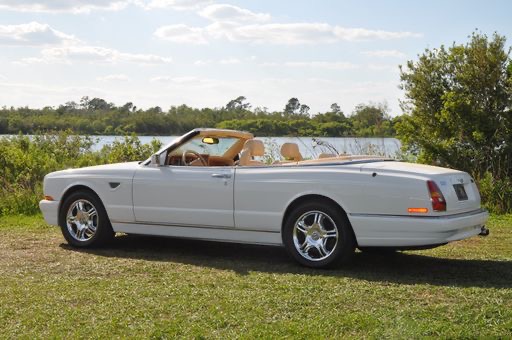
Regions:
[[150, 154, 161, 167]]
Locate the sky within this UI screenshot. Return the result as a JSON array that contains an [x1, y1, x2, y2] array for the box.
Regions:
[[0, 0, 510, 116]]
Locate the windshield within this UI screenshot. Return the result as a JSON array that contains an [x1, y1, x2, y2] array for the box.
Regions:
[[171, 136, 239, 157]]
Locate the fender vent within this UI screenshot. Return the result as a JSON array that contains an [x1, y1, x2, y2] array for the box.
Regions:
[[109, 182, 120, 189]]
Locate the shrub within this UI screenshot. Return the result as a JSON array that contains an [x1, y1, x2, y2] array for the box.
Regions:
[[0, 132, 160, 215], [478, 172, 512, 214]]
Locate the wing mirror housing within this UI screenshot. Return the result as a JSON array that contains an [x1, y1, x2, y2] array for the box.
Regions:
[[150, 154, 162, 167]]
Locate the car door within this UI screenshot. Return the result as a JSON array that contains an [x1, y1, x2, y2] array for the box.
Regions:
[[132, 165, 234, 228]]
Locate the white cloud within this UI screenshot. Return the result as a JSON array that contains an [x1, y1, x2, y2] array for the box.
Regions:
[[0, 0, 129, 13], [199, 4, 270, 23], [259, 62, 278, 67], [150, 75, 172, 82], [170, 76, 212, 84], [0, 0, 215, 13], [154, 24, 207, 44], [193, 57, 244, 65], [0, 22, 78, 46], [219, 57, 240, 64], [14, 57, 47, 65], [20, 45, 172, 64], [362, 50, 407, 58], [141, 0, 211, 10], [333, 27, 420, 41], [213, 23, 421, 44], [155, 21, 421, 45], [150, 76, 212, 84], [367, 63, 398, 72], [207, 22, 338, 44], [260, 60, 398, 72], [283, 61, 358, 70], [193, 59, 212, 65], [97, 74, 131, 82]]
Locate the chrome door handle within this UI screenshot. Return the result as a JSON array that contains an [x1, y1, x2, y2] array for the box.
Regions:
[[211, 173, 231, 179]]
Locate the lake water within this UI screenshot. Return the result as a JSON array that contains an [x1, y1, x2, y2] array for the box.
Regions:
[[1, 135, 401, 158]]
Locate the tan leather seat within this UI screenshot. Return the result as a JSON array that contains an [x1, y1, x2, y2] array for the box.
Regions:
[[280, 143, 303, 162], [239, 139, 265, 166]]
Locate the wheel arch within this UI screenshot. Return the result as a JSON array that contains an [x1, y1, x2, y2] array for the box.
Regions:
[[58, 184, 103, 225], [281, 194, 358, 246]]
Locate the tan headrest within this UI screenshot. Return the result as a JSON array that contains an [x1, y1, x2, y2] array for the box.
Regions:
[[281, 143, 303, 161], [243, 139, 264, 157]]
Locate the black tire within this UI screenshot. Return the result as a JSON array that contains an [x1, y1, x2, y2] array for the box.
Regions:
[[358, 247, 398, 255], [59, 190, 114, 247], [282, 200, 356, 268]]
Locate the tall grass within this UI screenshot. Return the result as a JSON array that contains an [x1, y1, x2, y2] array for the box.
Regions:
[[0, 132, 161, 215]]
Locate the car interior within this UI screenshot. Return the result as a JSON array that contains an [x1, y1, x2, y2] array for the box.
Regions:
[[163, 130, 385, 167]]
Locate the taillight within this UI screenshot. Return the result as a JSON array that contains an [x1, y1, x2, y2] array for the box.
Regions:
[[427, 180, 446, 211]]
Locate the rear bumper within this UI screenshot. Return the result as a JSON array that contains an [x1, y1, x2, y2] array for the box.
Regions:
[[39, 200, 59, 226], [350, 209, 489, 247]]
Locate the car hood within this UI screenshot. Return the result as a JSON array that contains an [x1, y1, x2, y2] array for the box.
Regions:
[[46, 161, 142, 178]]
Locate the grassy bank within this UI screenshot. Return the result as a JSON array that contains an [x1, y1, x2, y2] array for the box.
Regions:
[[0, 214, 511, 338]]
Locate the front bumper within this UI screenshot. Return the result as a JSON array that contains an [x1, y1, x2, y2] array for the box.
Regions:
[[350, 209, 489, 247], [39, 199, 60, 226]]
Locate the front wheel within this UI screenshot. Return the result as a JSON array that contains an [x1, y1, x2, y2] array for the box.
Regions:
[[59, 190, 114, 247], [283, 201, 355, 268]]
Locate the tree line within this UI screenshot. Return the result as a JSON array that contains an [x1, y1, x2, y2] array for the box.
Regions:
[[0, 96, 398, 137]]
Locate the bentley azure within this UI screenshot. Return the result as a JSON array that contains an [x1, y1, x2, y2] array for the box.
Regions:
[[40, 128, 489, 268]]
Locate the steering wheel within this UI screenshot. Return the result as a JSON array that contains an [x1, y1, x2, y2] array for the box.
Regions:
[[182, 150, 208, 166]]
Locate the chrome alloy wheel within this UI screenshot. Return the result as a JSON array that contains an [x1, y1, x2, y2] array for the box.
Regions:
[[66, 199, 98, 242], [292, 211, 339, 261]]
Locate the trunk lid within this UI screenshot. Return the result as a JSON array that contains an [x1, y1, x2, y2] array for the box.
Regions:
[[358, 161, 482, 215]]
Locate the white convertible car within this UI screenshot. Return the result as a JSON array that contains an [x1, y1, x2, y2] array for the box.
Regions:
[[40, 128, 489, 268]]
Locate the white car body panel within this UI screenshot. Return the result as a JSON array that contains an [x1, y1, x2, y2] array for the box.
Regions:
[[39, 130, 489, 249], [42, 162, 139, 223], [132, 166, 234, 227]]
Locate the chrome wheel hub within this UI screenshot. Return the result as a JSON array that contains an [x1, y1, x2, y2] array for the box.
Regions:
[[66, 199, 98, 242], [293, 211, 339, 261]]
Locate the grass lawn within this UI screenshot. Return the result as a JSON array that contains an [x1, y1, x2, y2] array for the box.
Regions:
[[0, 214, 511, 338]]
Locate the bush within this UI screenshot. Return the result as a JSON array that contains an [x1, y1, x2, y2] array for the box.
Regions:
[[478, 172, 512, 214], [398, 32, 512, 213], [0, 132, 160, 215]]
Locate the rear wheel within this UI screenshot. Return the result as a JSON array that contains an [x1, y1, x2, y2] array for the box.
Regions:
[[59, 190, 114, 247], [283, 200, 355, 268]]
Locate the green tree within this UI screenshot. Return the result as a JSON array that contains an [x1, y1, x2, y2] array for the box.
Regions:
[[284, 98, 301, 115], [350, 102, 391, 136], [226, 96, 251, 110], [398, 31, 512, 212], [330, 103, 341, 114]]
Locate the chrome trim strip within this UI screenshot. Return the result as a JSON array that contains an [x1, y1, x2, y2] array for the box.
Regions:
[[350, 208, 487, 220], [110, 220, 281, 234]]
